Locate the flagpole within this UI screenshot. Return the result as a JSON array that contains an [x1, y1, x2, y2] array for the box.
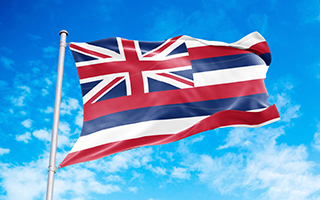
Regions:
[[46, 30, 68, 200]]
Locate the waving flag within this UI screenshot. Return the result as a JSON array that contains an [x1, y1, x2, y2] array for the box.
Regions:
[[60, 32, 280, 168]]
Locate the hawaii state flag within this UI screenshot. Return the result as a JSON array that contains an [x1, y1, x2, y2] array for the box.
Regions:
[[60, 32, 280, 168]]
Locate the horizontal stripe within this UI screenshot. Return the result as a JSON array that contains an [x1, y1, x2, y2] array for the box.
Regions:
[[248, 41, 270, 55], [81, 93, 270, 136], [72, 116, 207, 153], [59, 105, 279, 168], [184, 32, 266, 49], [83, 79, 268, 121], [188, 45, 252, 61], [191, 53, 265, 73], [231, 31, 266, 49], [194, 65, 268, 87]]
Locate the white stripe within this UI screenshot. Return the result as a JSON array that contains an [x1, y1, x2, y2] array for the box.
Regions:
[[70, 116, 208, 153], [184, 32, 265, 49], [193, 65, 268, 87], [231, 31, 266, 49]]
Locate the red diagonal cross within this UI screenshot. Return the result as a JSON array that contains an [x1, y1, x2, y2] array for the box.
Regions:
[[77, 38, 191, 97]]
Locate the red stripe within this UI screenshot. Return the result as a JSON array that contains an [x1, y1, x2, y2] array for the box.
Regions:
[[69, 43, 111, 59], [188, 45, 251, 61], [59, 105, 279, 168], [248, 41, 270, 55], [156, 72, 194, 87], [83, 79, 267, 122]]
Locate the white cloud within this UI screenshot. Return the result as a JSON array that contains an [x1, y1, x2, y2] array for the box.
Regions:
[[0, 151, 121, 200], [28, 33, 42, 40], [85, 147, 153, 173], [54, 165, 121, 199], [17, 85, 31, 93], [42, 88, 49, 96], [60, 98, 81, 115], [1, 55, 14, 69], [105, 175, 124, 182], [171, 167, 190, 179], [178, 125, 320, 199], [40, 106, 54, 114], [21, 119, 33, 128], [15, 132, 32, 143], [0, 154, 48, 200], [270, 92, 300, 124], [75, 110, 83, 127], [147, 165, 167, 175], [128, 186, 138, 193], [0, 80, 8, 88], [10, 85, 31, 107], [0, 147, 10, 155], [43, 46, 58, 58], [33, 128, 51, 142], [312, 123, 320, 151], [59, 121, 71, 135]]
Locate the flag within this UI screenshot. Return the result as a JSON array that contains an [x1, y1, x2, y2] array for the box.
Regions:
[[59, 32, 280, 168]]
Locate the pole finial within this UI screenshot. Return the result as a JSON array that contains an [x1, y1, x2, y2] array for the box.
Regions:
[[59, 30, 68, 36]]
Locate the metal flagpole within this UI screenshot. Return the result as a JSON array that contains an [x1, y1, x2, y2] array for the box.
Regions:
[[46, 30, 68, 200]]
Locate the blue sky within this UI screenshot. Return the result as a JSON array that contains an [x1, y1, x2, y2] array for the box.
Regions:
[[1, 0, 320, 199]]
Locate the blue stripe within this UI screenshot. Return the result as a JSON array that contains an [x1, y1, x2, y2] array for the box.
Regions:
[[259, 53, 271, 66], [191, 53, 265, 73], [80, 93, 270, 136]]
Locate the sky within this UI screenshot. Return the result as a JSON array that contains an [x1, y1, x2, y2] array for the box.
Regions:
[[1, 0, 320, 199]]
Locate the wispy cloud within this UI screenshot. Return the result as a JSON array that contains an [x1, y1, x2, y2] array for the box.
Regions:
[[85, 147, 153, 173], [0, 154, 47, 200], [28, 33, 42, 40], [10, 85, 31, 107], [170, 167, 190, 179], [0, 147, 10, 156], [128, 186, 138, 193], [60, 98, 81, 115], [1, 55, 15, 70], [15, 132, 32, 143], [32, 128, 51, 142], [312, 123, 320, 151], [43, 46, 58, 58], [21, 119, 33, 128]]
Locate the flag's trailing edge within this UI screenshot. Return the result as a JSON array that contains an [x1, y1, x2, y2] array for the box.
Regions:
[[59, 32, 280, 168]]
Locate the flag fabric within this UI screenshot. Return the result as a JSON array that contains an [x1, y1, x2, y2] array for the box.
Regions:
[[59, 32, 280, 168]]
